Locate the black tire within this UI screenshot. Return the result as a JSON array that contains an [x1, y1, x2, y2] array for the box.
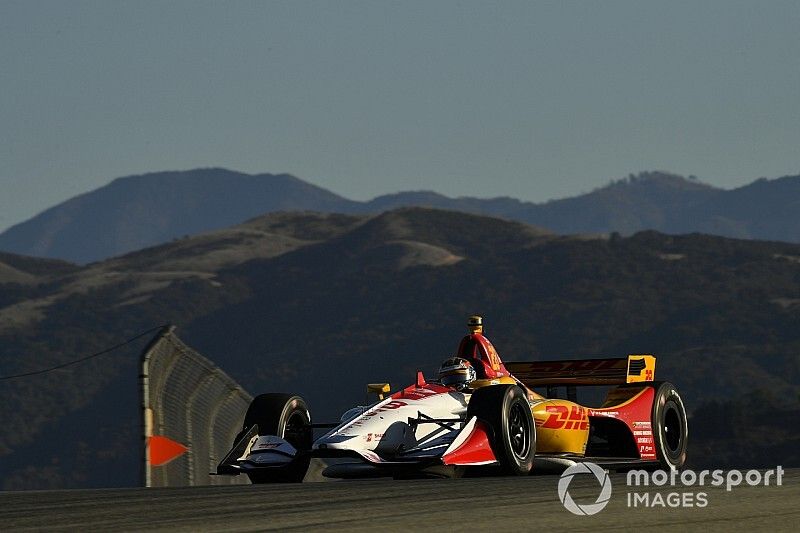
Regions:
[[467, 385, 535, 475], [651, 382, 688, 470], [238, 393, 313, 483]]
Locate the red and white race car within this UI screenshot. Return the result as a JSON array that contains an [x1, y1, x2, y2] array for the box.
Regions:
[[216, 316, 688, 482]]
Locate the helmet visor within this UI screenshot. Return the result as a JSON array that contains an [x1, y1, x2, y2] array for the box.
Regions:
[[440, 367, 474, 387]]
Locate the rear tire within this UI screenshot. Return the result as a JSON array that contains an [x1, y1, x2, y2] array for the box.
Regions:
[[651, 382, 688, 470], [467, 385, 535, 475], [238, 393, 313, 483]]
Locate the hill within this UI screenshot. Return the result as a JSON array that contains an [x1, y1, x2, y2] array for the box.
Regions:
[[0, 168, 357, 264], [0, 208, 799, 488], [4, 169, 800, 263]]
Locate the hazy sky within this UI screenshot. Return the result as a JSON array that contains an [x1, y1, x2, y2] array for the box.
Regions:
[[1, 1, 799, 232]]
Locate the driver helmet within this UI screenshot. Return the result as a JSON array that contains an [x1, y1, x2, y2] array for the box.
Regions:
[[438, 357, 477, 390]]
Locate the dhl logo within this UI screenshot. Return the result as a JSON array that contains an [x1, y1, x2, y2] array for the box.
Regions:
[[536, 405, 589, 430], [530, 359, 625, 373], [486, 343, 501, 371]]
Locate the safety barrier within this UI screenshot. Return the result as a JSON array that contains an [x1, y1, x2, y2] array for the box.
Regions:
[[140, 326, 251, 487]]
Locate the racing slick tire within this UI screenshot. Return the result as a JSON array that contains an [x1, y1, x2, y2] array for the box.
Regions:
[[467, 385, 535, 475], [651, 382, 688, 470], [236, 393, 313, 483]]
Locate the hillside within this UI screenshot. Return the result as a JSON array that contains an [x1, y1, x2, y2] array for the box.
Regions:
[[0, 208, 799, 489], [0, 168, 358, 264], [4, 169, 800, 263]]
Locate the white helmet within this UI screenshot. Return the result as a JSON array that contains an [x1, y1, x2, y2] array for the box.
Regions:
[[438, 357, 477, 390]]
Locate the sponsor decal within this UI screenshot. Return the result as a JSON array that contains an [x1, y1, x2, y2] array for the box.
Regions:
[[589, 410, 619, 418], [402, 389, 438, 400], [537, 405, 589, 430], [363, 432, 384, 442], [535, 359, 624, 373], [486, 343, 501, 371], [349, 400, 409, 428]]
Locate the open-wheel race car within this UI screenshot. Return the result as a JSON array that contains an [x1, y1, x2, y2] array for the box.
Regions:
[[216, 316, 688, 482]]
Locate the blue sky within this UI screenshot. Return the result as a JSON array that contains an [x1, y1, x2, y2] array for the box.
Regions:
[[1, 1, 798, 231]]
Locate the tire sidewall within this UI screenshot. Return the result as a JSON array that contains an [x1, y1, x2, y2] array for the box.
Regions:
[[468, 385, 535, 475], [276, 397, 312, 447], [244, 394, 312, 450], [499, 388, 535, 474], [651, 382, 688, 470]]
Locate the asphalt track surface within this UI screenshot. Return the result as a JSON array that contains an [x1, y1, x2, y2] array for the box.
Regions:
[[2, 469, 798, 532]]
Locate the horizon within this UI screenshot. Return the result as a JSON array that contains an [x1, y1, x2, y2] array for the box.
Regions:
[[0, 166, 791, 233]]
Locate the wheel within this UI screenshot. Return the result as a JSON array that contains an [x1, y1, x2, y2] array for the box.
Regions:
[[651, 382, 688, 470], [467, 385, 535, 475], [237, 393, 313, 483]]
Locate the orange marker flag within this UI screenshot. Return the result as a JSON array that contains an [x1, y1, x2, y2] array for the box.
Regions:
[[148, 435, 188, 466]]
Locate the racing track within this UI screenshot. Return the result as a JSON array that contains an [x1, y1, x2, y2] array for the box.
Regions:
[[2, 469, 798, 531]]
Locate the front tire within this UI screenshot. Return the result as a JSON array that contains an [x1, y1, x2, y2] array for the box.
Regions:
[[651, 382, 688, 470], [237, 393, 313, 483], [467, 385, 535, 475]]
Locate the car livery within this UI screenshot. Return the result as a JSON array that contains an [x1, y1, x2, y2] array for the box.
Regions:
[[216, 317, 688, 482]]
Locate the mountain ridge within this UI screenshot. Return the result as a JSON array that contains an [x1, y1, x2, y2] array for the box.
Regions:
[[3, 168, 800, 264]]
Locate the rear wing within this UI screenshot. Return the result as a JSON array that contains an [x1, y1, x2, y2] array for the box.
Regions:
[[505, 355, 655, 387]]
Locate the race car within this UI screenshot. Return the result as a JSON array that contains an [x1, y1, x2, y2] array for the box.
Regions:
[[215, 316, 688, 482]]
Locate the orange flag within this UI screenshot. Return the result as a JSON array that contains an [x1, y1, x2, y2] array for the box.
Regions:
[[149, 435, 188, 466]]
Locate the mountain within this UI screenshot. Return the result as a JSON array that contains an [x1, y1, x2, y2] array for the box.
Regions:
[[511, 172, 722, 235], [690, 175, 800, 240], [0, 208, 799, 488], [3, 168, 800, 264], [0, 168, 358, 264]]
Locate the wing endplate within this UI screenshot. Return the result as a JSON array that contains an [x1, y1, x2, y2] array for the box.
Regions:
[[625, 355, 656, 383]]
